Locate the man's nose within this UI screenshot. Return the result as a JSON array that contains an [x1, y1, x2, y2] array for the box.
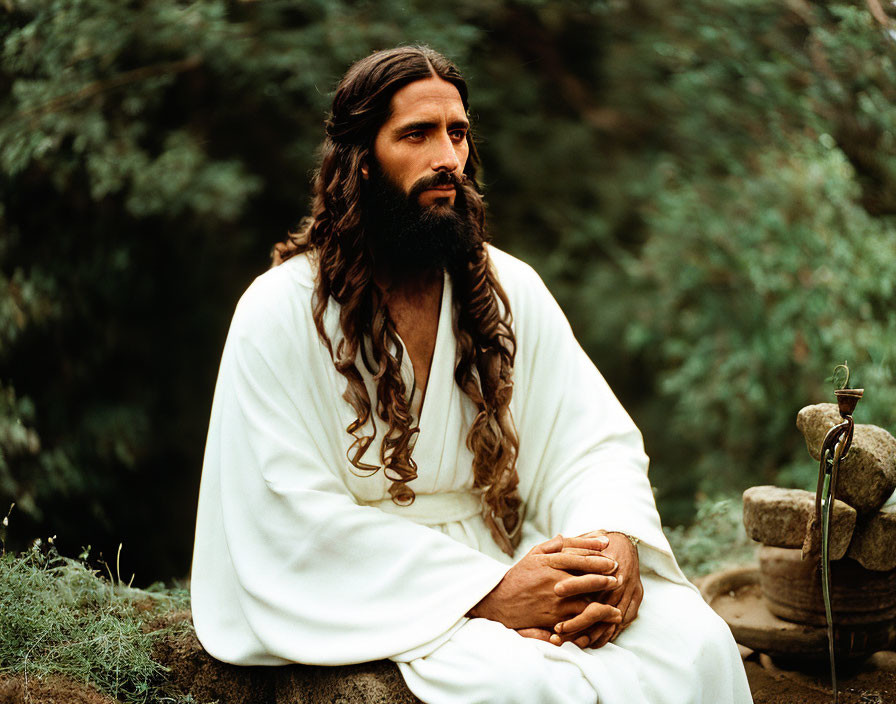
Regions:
[[431, 133, 460, 172]]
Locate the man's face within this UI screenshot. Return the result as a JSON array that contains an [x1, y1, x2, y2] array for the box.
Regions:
[[366, 76, 470, 208]]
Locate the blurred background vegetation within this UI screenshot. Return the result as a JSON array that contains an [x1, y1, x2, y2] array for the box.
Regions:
[[1, 0, 894, 583]]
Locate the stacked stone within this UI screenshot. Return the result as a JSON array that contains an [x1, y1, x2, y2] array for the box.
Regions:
[[797, 404, 896, 571], [744, 404, 896, 572], [742, 404, 896, 636]]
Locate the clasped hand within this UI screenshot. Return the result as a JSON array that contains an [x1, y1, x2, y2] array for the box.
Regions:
[[469, 531, 642, 650]]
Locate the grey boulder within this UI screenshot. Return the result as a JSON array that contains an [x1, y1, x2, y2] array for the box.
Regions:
[[848, 501, 896, 571], [796, 404, 896, 515], [742, 485, 855, 560]]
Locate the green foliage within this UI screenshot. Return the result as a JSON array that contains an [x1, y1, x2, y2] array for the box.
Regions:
[[0, 0, 492, 572], [0, 0, 894, 568], [474, 0, 896, 519], [0, 542, 191, 703], [628, 142, 896, 500], [665, 496, 758, 578]]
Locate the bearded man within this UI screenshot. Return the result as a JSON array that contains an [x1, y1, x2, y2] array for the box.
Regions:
[[190, 46, 753, 704]]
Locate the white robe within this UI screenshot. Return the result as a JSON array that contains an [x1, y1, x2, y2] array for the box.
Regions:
[[190, 246, 752, 703]]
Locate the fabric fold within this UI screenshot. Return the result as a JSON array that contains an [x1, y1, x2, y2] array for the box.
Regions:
[[192, 246, 701, 676]]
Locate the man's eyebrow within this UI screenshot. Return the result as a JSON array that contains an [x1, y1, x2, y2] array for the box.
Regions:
[[392, 119, 470, 137]]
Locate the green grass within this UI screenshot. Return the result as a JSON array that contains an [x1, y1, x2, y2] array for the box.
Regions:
[[0, 541, 193, 703]]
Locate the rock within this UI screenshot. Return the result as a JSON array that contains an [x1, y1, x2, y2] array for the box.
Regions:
[[151, 612, 275, 703], [796, 404, 896, 514], [869, 650, 896, 672], [737, 644, 755, 660], [742, 485, 855, 559], [847, 503, 896, 571], [276, 661, 422, 704], [151, 611, 422, 704], [801, 512, 849, 561], [700, 563, 895, 661]]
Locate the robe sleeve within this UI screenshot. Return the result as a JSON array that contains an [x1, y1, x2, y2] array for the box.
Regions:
[[502, 254, 692, 587], [190, 273, 510, 667]]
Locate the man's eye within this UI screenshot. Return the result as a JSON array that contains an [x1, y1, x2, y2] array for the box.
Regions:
[[405, 131, 424, 140], [450, 130, 467, 142]]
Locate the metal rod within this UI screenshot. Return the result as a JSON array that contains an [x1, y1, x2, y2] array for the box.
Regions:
[[820, 467, 838, 703], [814, 387, 860, 704]]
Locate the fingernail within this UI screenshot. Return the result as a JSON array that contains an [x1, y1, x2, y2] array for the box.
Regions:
[[612, 561, 618, 571], [555, 622, 564, 633], [608, 576, 617, 585], [550, 634, 562, 646]]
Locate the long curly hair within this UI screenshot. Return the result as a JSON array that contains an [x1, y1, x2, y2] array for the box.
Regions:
[[274, 46, 523, 555]]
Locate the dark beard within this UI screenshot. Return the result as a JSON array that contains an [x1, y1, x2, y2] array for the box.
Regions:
[[362, 164, 480, 280]]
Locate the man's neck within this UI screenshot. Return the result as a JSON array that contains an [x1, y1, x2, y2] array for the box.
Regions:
[[377, 268, 444, 409], [376, 266, 443, 305]]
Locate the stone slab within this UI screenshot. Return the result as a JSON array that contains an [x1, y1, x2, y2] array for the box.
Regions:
[[758, 545, 896, 627], [796, 404, 896, 515], [151, 611, 422, 704], [742, 485, 855, 560], [848, 502, 896, 571]]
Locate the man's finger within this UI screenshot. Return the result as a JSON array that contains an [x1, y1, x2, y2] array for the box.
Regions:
[[608, 593, 632, 642], [550, 622, 614, 649], [621, 585, 643, 627], [561, 536, 609, 551], [530, 534, 565, 555], [517, 627, 554, 642], [616, 580, 643, 625], [546, 552, 618, 574], [601, 582, 626, 604], [559, 547, 606, 557], [554, 573, 621, 597], [589, 623, 616, 649], [555, 602, 621, 635]]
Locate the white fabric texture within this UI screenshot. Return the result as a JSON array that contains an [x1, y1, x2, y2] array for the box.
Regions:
[[399, 571, 750, 704], [190, 246, 752, 703]]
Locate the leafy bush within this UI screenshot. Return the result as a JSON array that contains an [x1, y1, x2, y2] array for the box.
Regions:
[[629, 142, 896, 503], [665, 496, 758, 578]]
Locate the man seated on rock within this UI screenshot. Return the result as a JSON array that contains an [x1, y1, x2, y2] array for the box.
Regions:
[[190, 45, 753, 704]]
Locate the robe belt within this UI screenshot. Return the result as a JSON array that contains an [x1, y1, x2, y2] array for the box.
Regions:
[[362, 491, 482, 526]]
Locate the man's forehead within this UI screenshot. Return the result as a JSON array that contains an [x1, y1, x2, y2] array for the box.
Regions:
[[384, 76, 468, 127]]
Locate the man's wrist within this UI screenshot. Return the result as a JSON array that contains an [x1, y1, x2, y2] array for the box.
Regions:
[[613, 532, 640, 548], [467, 581, 503, 623], [596, 529, 640, 549]]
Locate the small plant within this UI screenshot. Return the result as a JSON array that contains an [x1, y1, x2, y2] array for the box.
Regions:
[[0, 503, 13, 556], [827, 361, 852, 390], [0, 540, 192, 703]]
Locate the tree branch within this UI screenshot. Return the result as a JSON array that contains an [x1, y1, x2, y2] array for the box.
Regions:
[[866, 0, 892, 27]]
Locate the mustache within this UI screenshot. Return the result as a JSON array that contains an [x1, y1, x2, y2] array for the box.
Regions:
[[408, 171, 467, 200]]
